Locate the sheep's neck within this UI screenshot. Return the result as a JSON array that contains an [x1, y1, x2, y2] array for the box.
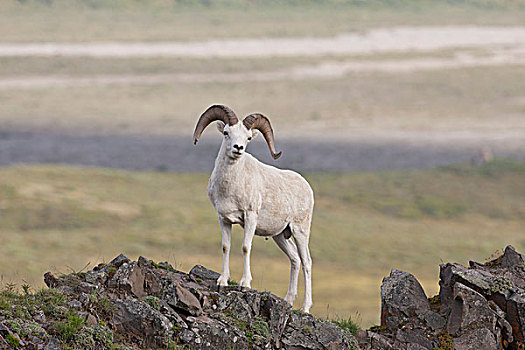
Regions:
[[212, 140, 246, 185]]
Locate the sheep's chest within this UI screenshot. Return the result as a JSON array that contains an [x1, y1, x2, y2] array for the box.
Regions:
[[208, 180, 254, 219]]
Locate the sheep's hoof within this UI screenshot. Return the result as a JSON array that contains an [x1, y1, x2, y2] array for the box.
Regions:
[[284, 295, 296, 306], [216, 276, 229, 287], [239, 276, 252, 289]]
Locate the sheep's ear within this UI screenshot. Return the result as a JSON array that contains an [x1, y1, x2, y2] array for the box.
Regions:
[[216, 121, 225, 133], [251, 129, 260, 139]]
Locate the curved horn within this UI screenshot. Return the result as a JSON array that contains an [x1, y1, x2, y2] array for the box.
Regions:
[[193, 105, 239, 144], [243, 113, 282, 160]]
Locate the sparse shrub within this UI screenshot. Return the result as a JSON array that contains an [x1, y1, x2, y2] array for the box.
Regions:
[[76, 325, 114, 350], [36, 288, 67, 316], [251, 316, 270, 339], [4, 319, 46, 339], [21, 284, 30, 295], [51, 310, 86, 344], [332, 316, 359, 337], [435, 331, 454, 350], [141, 296, 161, 311], [0, 295, 10, 310], [5, 333, 20, 348]]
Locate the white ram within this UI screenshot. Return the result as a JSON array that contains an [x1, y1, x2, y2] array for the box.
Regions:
[[193, 105, 314, 312]]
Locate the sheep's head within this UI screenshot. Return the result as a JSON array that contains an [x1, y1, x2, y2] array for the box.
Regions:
[[193, 105, 282, 160]]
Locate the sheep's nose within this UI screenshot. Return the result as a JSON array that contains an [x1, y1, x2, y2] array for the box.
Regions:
[[233, 144, 244, 150]]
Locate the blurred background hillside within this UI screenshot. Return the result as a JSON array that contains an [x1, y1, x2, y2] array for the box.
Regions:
[[0, 0, 524, 326]]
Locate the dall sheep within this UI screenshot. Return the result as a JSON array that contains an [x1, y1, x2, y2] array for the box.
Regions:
[[193, 105, 314, 312]]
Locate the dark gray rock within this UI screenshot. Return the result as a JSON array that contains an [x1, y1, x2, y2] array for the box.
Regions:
[[14, 253, 356, 350], [162, 283, 178, 311], [395, 328, 432, 349], [0, 337, 8, 350], [216, 291, 258, 322], [500, 245, 525, 268], [105, 253, 130, 270], [78, 281, 98, 294], [43, 272, 59, 289], [446, 283, 498, 339], [439, 263, 493, 308], [506, 292, 525, 344], [380, 269, 430, 331], [67, 299, 82, 309], [489, 300, 514, 344], [162, 282, 202, 316], [182, 315, 249, 350], [421, 310, 445, 331], [174, 283, 203, 316], [356, 330, 394, 350], [85, 269, 107, 286], [405, 343, 429, 350], [112, 297, 173, 348], [260, 292, 291, 347], [0, 323, 20, 350], [108, 261, 146, 298], [190, 265, 221, 282], [453, 327, 498, 350], [358, 246, 525, 350], [44, 337, 61, 350], [438, 261, 516, 314], [282, 312, 355, 350]]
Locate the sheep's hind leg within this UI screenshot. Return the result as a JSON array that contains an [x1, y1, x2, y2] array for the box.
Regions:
[[291, 225, 313, 313], [273, 230, 300, 306], [217, 217, 232, 287], [239, 211, 257, 289]]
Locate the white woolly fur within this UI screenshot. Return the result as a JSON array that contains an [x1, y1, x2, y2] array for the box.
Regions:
[[206, 121, 314, 313]]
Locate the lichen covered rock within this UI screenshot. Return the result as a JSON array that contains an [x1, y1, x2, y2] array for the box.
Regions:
[[0, 254, 356, 350], [362, 245, 525, 350]]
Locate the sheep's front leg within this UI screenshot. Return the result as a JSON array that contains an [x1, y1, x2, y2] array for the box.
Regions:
[[217, 217, 232, 287], [239, 211, 257, 289]]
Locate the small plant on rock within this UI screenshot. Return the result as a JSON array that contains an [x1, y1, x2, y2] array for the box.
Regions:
[[332, 316, 359, 337], [51, 310, 86, 344], [435, 331, 454, 350], [5, 333, 20, 348]]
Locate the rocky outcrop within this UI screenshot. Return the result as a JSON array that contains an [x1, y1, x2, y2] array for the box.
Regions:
[[359, 245, 525, 350], [0, 254, 357, 350], [3, 246, 524, 350]]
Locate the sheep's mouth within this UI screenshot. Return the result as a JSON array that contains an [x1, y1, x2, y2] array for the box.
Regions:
[[227, 151, 243, 159]]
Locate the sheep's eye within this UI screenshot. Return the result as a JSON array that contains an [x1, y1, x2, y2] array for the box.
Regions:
[[247, 137, 252, 141], [223, 131, 228, 136]]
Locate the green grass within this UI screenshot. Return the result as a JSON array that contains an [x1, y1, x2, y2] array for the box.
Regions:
[[1, 0, 524, 43], [0, 160, 523, 326]]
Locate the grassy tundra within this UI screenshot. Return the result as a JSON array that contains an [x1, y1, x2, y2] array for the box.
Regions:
[[0, 160, 523, 326], [0, 0, 524, 327]]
